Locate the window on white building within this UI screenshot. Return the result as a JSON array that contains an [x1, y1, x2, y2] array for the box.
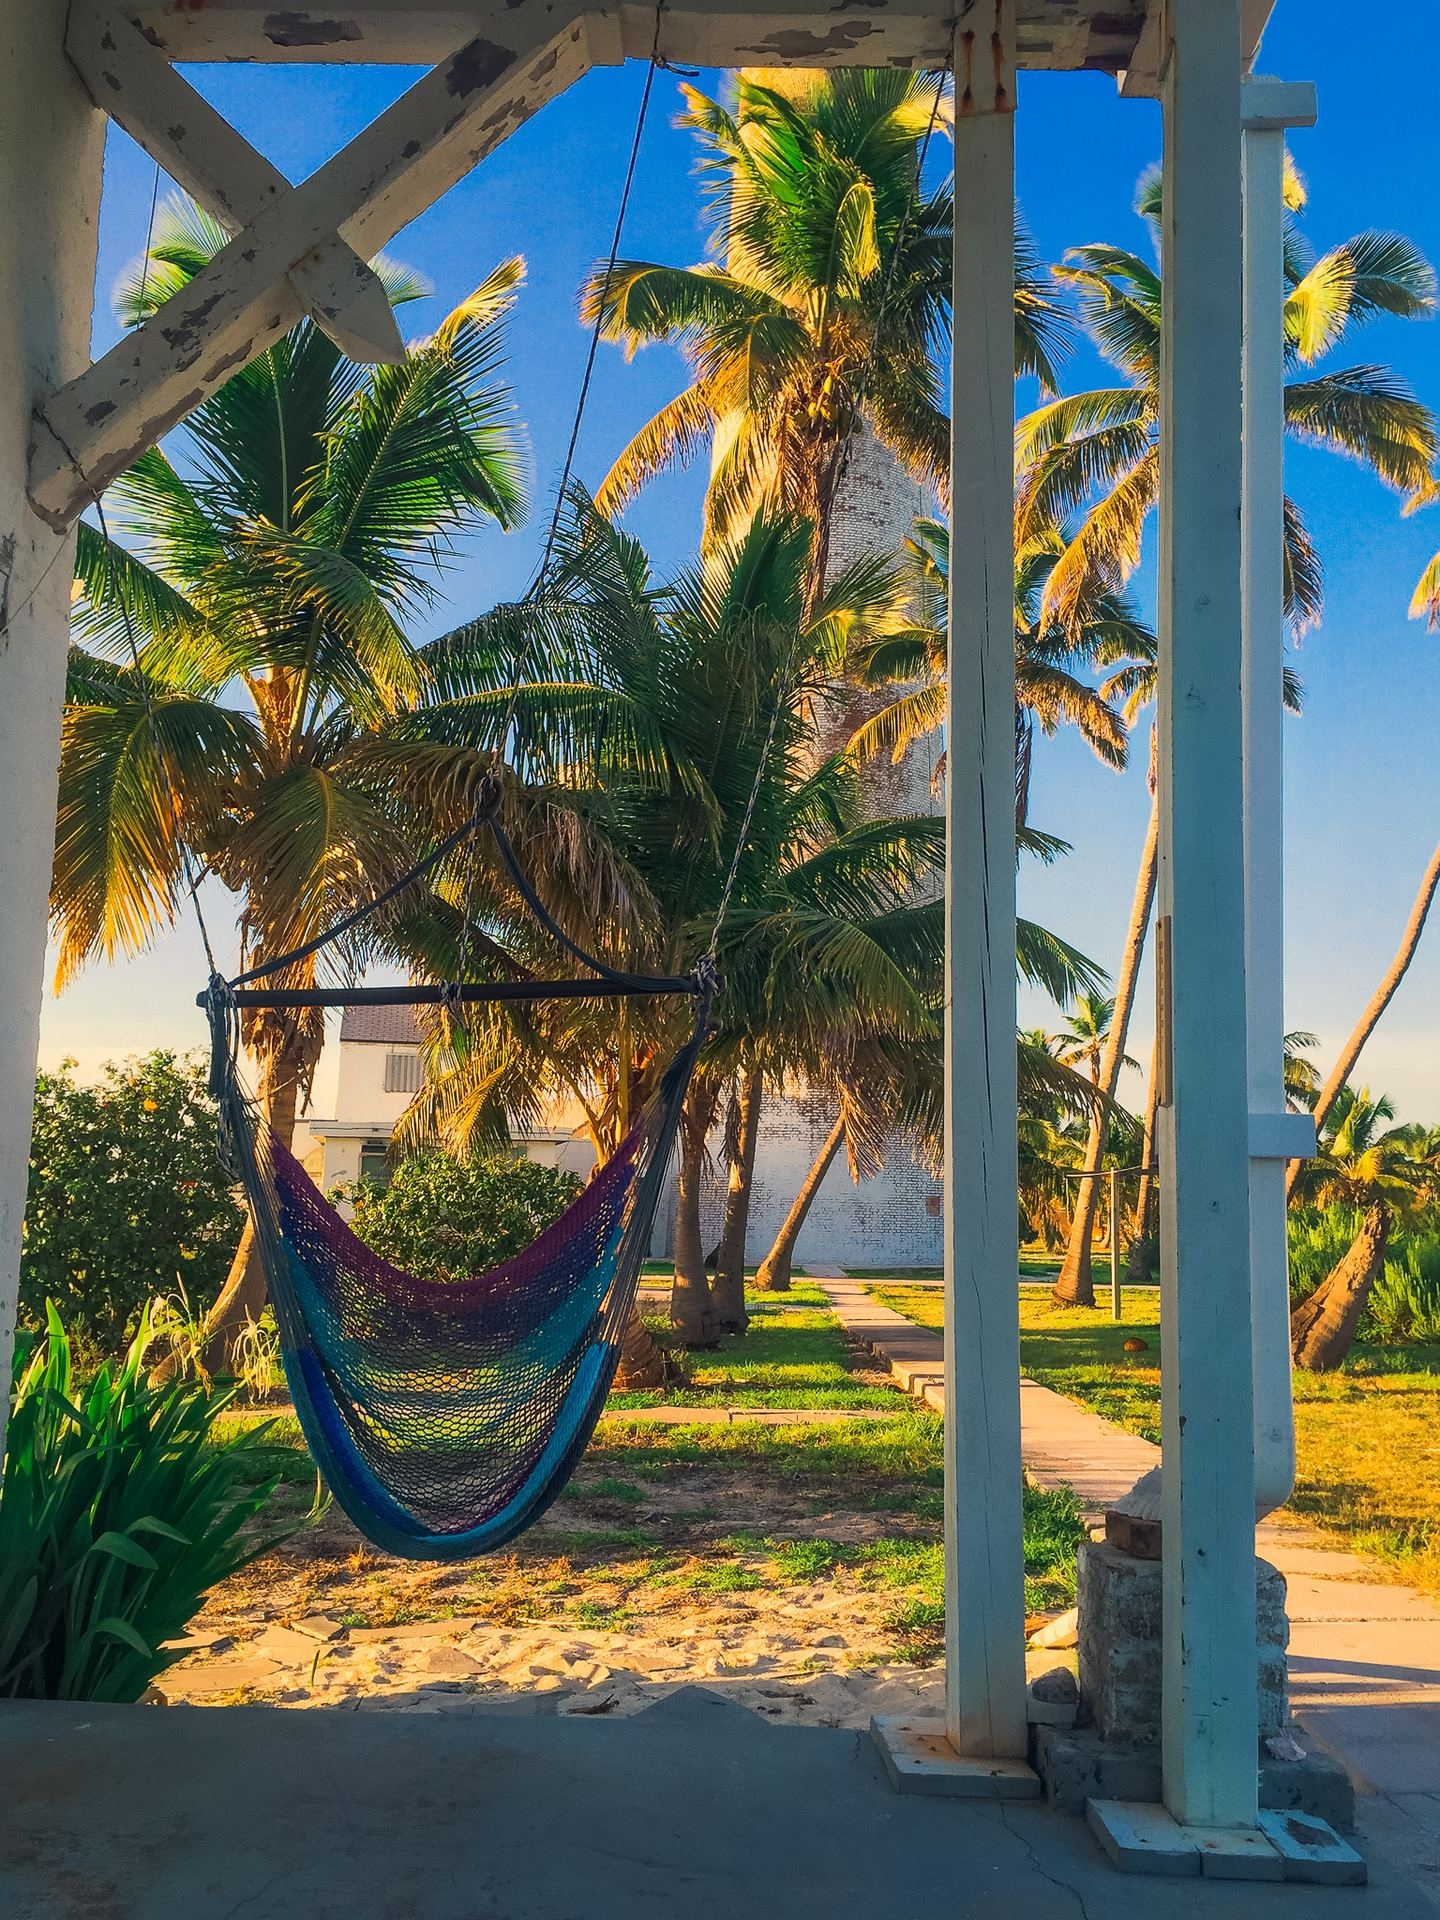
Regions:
[[359, 1137, 391, 1185], [383, 1050, 423, 1094]]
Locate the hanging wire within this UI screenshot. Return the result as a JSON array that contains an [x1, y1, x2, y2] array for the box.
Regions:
[[705, 37, 956, 962], [85, 19, 673, 1014], [492, 2, 666, 756]]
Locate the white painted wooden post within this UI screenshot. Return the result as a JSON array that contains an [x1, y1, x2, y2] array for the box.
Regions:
[[1156, 0, 1260, 1829], [1242, 76, 1317, 1522], [944, 0, 1028, 1762], [0, 0, 107, 1457]]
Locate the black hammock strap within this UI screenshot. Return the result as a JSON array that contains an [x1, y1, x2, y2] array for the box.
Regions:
[[199, 776, 706, 1013]]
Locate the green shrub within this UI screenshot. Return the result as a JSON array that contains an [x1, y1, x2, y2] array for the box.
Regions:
[[22, 1052, 243, 1350], [342, 1149, 582, 1282], [0, 1304, 286, 1701], [1366, 1238, 1440, 1344]]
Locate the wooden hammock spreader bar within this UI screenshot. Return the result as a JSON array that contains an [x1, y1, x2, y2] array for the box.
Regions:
[[200, 977, 701, 1011]]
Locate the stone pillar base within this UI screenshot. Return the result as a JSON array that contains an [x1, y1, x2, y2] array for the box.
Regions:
[[1076, 1540, 1288, 1745], [1030, 1542, 1354, 1832]]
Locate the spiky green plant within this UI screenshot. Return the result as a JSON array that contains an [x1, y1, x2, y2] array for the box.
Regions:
[[0, 1304, 287, 1700]]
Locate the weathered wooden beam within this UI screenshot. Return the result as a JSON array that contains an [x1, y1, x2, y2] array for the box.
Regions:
[[29, 8, 602, 528], [1155, 0, 1258, 1831], [66, 2, 404, 366], [1241, 76, 1315, 1525], [0, 1, 106, 1468], [943, 0, 1029, 1766], [127, 0, 1149, 73], [1122, 0, 1274, 96]]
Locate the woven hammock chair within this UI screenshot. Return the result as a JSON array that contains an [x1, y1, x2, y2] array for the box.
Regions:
[[202, 790, 712, 1561]]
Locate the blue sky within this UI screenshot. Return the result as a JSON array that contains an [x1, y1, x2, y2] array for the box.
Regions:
[[42, 0, 1440, 1123]]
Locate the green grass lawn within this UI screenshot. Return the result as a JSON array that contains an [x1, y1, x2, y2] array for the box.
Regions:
[[608, 1292, 899, 1409], [216, 1406, 1085, 1661], [873, 1282, 1440, 1599]]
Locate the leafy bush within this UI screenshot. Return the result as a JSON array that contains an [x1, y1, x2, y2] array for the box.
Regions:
[[342, 1150, 583, 1282], [0, 1305, 285, 1701], [23, 1052, 243, 1349], [1366, 1238, 1440, 1345]]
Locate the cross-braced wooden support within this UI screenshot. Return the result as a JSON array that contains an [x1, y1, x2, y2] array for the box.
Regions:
[[67, 3, 406, 368], [0, 0, 1292, 1844], [31, 2, 614, 526]]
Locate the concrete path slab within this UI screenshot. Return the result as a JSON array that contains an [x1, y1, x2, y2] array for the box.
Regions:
[[599, 1404, 900, 1424], [813, 1269, 1440, 1908], [0, 1691, 1428, 1918], [817, 1274, 1159, 1513]]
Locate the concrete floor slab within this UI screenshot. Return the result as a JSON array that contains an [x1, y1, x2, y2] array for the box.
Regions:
[[0, 1691, 1429, 1919]]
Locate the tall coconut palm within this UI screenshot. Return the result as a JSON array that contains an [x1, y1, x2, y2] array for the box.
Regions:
[[56, 199, 531, 1347], [848, 515, 1151, 822], [1017, 163, 1437, 630], [582, 69, 1067, 570], [1025, 164, 1438, 1305], [1294, 549, 1440, 1195], [1052, 993, 1140, 1088], [1290, 1088, 1426, 1370], [753, 1018, 1103, 1290], [1286, 843, 1440, 1199]]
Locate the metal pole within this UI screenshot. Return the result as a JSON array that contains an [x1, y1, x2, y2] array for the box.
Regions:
[[1110, 1166, 1122, 1320]]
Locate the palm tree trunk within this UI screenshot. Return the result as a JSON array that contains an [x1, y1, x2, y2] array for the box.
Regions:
[[1290, 1202, 1390, 1371], [614, 1304, 677, 1390], [1052, 790, 1159, 1307], [670, 1093, 719, 1346], [755, 1110, 845, 1292], [1286, 837, 1440, 1200], [712, 1064, 762, 1335], [203, 1041, 306, 1370]]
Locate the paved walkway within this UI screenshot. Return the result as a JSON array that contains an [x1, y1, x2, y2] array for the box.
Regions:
[[8, 1687, 1430, 1918], [815, 1273, 1440, 1903]]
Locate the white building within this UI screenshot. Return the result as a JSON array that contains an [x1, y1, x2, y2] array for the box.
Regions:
[[296, 1006, 597, 1193], [297, 1003, 941, 1268]]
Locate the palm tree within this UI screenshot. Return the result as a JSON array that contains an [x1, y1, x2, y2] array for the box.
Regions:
[[751, 912, 1108, 1291], [1023, 163, 1437, 1304], [1290, 1088, 1426, 1370], [394, 499, 952, 1345], [1284, 1030, 1322, 1112], [848, 516, 1151, 823], [56, 199, 530, 1347], [1286, 842, 1440, 1199], [582, 69, 1067, 569], [1016, 162, 1437, 629], [1291, 521, 1440, 1195], [1052, 992, 1141, 1088]]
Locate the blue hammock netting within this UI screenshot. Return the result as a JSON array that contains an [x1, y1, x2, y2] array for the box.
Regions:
[[197, 776, 714, 1561], [208, 981, 706, 1560]]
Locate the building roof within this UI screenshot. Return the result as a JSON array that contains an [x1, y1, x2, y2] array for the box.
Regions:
[[338, 1005, 423, 1046]]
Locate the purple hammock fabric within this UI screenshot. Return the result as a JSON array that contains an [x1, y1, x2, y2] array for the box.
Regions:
[[213, 1021, 704, 1560]]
